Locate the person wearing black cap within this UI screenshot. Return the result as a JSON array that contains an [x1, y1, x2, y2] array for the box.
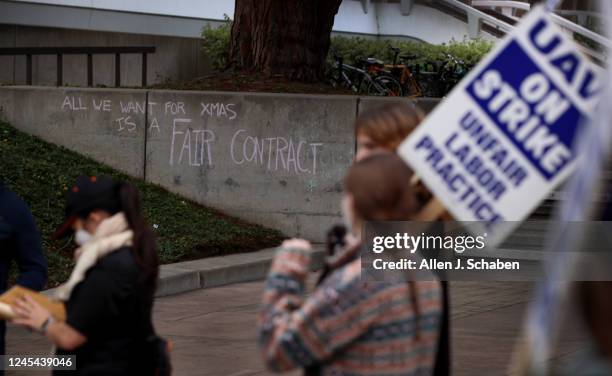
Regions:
[[11, 176, 167, 375], [0, 180, 47, 356]]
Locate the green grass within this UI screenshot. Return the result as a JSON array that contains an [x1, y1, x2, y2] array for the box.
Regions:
[[0, 121, 284, 287]]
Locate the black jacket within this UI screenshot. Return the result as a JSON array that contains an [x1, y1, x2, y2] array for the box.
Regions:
[[0, 182, 47, 293], [55, 246, 156, 375]]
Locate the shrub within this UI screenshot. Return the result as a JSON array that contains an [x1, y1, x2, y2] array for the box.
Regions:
[[201, 20, 494, 73], [201, 15, 233, 71], [0, 121, 283, 287], [328, 36, 493, 69]]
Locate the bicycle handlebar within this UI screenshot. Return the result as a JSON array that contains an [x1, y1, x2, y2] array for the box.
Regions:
[[390, 47, 400, 66]]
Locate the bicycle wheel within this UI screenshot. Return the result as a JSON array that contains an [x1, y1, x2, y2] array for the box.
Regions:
[[367, 75, 403, 97], [416, 72, 440, 98], [329, 69, 344, 88], [403, 76, 423, 98]]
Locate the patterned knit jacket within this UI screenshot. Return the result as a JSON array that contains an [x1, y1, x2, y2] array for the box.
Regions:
[[258, 243, 442, 375]]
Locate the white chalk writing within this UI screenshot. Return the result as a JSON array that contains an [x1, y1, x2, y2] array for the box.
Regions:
[[169, 119, 215, 167], [230, 129, 321, 174], [200, 102, 237, 120], [59, 95, 325, 176]]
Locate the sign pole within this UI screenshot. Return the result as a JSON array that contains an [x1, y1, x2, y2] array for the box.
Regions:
[[511, 1, 612, 373]]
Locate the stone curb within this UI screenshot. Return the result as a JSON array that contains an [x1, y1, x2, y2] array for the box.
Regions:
[[41, 246, 325, 298], [155, 246, 326, 297]]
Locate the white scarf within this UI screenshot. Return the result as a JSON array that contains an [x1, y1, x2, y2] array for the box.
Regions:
[[54, 212, 133, 301]]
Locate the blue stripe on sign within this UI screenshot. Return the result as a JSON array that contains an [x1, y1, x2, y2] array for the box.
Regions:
[[465, 40, 582, 181]]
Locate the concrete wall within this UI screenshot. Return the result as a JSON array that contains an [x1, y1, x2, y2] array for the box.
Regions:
[[0, 86, 146, 177], [0, 25, 208, 87], [358, 96, 443, 115], [144, 91, 357, 239], [0, 86, 440, 241], [1, 86, 413, 241]]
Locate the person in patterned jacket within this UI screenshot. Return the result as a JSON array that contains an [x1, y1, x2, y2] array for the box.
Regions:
[[259, 153, 443, 375]]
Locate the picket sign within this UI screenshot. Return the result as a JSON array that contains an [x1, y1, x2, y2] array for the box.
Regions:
[[515, 0, 612, 373], [398, 5, 604, 246]]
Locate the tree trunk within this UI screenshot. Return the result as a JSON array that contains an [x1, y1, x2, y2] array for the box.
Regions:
[[229, 0, 343, 82]]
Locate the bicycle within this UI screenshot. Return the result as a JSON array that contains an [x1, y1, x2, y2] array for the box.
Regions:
[[415, 53, 473, 97], [438, 53, 472, 95], [329, 54, 403, 97], [385, 47, 423, 98]]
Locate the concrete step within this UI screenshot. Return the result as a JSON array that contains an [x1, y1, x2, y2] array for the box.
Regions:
[[156, 246, 325, 297]]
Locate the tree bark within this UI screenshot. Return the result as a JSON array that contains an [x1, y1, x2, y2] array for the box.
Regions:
[[229, 0, 343, 82]]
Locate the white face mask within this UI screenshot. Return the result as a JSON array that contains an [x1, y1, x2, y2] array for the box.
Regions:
[[74, 229, 92, 246]]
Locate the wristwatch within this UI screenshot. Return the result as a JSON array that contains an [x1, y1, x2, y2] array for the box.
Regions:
[[39, 316, 55, 334]]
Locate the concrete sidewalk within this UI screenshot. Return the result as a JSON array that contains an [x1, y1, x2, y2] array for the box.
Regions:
[[5, 279, 589, 376]]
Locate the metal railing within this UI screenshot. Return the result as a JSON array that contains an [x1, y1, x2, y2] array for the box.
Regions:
[[472, 0, 608, 47], [471, 0, 529, 18], [0, 46, 156, 87], [472, 0, 604, 24], [440, 0, 610, 62], [555, 9, 604, 25]]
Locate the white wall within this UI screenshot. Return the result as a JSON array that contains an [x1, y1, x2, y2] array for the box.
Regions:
[[4, 0, 498, 43], [376, 3, 494, 43], [333, 2, 497, 43], [333, 1, 380, 36], [9, 0, 235, 20]]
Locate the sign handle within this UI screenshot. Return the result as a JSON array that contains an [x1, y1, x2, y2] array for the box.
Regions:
[[410, 174, 449, 221], [415, 198, 447, 221]]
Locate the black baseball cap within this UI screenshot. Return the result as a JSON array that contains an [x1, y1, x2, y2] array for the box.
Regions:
[[53, 175, 121, 239]]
